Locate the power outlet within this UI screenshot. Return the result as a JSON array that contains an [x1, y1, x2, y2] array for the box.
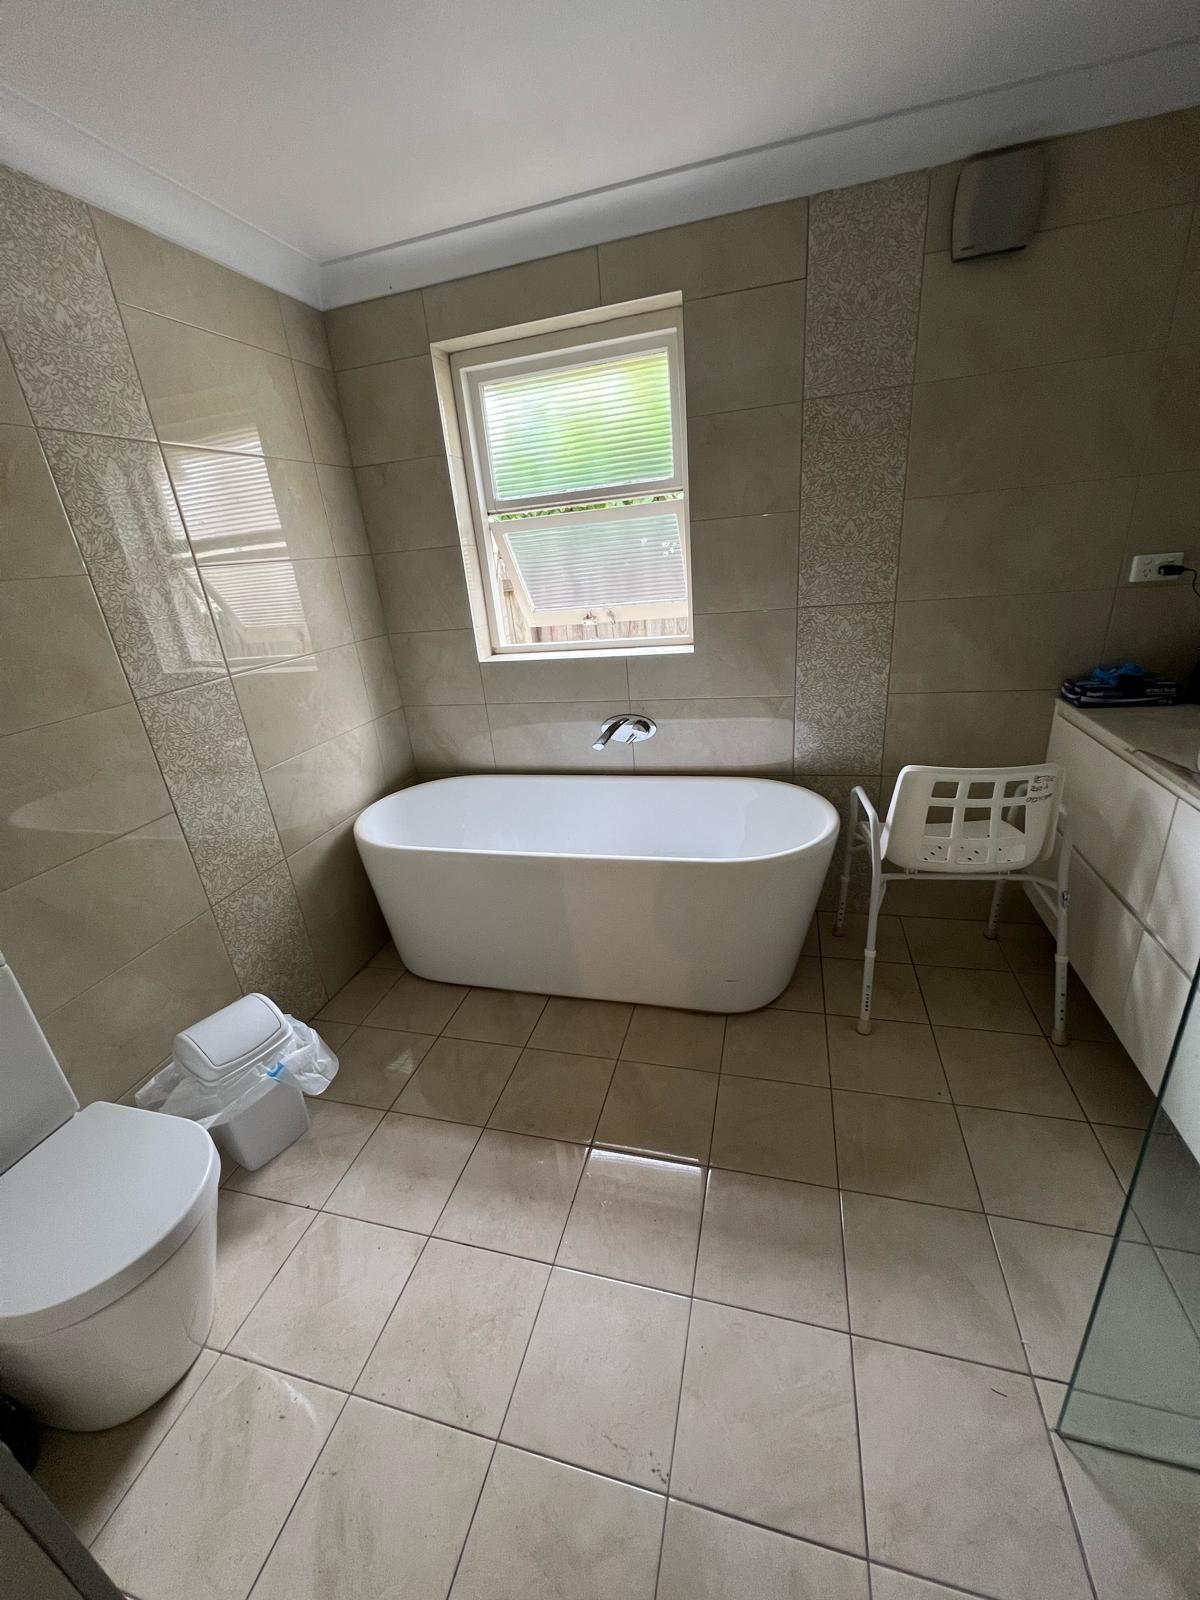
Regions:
[[1129, 551, 1185, 584]]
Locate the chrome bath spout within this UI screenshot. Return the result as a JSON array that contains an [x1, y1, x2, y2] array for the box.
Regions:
[[592, 713, 657, 751]]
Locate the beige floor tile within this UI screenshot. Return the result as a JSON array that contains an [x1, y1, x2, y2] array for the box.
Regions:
[[996, 918, 1057, 973], [228, 1100, 382, 1208], [958, 1107, 1125, 1231], [435, 1129, 587, 1260], [823, 959, 929, 1023], [250, 1397, 491, 1600], [442, 986, 548, 1046], [828, 1017, 950, 1101], [1036, 1376, 1067, 1430], [228, 1212, 422, 1388], [322, 1024, 434, 1109], [528, 995, 634, 1056], [450, 1444, 665, 1600], [210, 1191, 313, 1348], [990, 1216, 1110, 1381], [366, 939, 404, 969], [1053, 1039, 1156, 1128], [819, 910, 910, 962], [843, 1191, 1023, 1367], [363, 971, 469, 1032], [557, 1149, 704, 1294], [1018, 966, 1117, 1043], [694, 1167, 846, 1327], [834, 1091, 980, 1209], [1093, 1122, 1144, 1188], [356, 1237, 548, 1434], [595, 1060, 719, 1163], [711, 1077, 837, 1185], [721, 1008, 830, 1085], [917, 966, 1040, 1033], [488, 1047, 615, 1141], [935, 1027, 1083, 1118], [769, 955, 824, 1012], [659, 1500, 869, 1600], [901, 917, 1008, 970], [314, 967, 397, 1024], [621, 1004, 725, 1071], [327, 1112, 479, 1231], [854, 1339, 1091, 1600], [502, 1267, 689, 1489], [92, 1355, 344, 1600], [35, 1348, 219, 1545], [1052, 1425, 1200, 1600], [393, 1035, 520, 1123], [871, 1568, 994, 1599], [673, 1299, 864, 1550]]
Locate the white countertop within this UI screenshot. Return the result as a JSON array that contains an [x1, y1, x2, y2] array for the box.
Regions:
[[1056, 701, 1200, 810]]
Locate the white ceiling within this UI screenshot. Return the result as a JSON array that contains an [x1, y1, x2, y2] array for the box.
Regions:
[[2, 1, 1199, 305]]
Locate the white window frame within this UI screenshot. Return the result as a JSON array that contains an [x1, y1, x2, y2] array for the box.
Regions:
[[450, 306, 692, 660]]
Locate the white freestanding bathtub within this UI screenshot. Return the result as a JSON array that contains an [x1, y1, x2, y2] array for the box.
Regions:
[[355, 776, 838, 1013]]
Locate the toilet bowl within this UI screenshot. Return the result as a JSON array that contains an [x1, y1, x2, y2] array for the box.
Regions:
[[0, 953, 219, 1431]]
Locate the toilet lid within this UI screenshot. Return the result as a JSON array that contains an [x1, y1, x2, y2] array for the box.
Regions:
[[0, 1102, 218, 1340]]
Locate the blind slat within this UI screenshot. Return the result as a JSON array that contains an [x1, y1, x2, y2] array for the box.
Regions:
[[499, 507, 685, 611]]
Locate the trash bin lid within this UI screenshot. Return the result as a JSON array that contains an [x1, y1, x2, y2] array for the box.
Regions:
[[174, 993, 291, 1084]]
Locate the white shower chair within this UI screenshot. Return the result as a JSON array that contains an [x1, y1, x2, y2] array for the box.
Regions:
[[834, 763, 1070, 1044]]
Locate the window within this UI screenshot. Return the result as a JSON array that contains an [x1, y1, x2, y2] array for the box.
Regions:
[[450, 306, 691, 658]]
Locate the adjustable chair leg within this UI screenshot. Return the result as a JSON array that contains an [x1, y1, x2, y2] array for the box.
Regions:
[[1051, 954, 1069, 1047], [857, 870, 884, 1036], [985, 879, 1004, 940]]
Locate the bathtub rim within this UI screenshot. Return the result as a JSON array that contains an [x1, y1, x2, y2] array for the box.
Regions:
[[354, 773, 839, 869]]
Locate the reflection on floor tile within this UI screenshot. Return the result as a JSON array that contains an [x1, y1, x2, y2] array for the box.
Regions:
[[451, 1445, 665, 1600], [658, 1499, 869, 1600], [327, 1112, 479, 1231], [322, 1024, 433, 1108], [435, 1129, 587, 1260], [393, 1035, 519, 1123], [227, 1100, 381, 1208], [443, 986, 548, 1046], [364, 971, 469, 1032], [502, 1267, 689, 1489], [488, 1047, 615, 1141], [595, 1059, 719, 1163], [210, 1191, 313, 1348], [557, 1148, 704, 1294]]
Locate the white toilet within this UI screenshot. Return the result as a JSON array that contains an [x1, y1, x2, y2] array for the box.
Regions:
[[0, 951, 219, 1431]]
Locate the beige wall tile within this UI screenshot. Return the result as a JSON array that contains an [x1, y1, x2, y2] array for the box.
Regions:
[[316, 463, 369, 555], [337, 554, 386, 640], [422, 249, 600, 341], [123, 306, 310, 459], [916, 207, 1191, 382], [286, 819, 387, 992], [213, 861, 326, 1017], [634, 698, 795, 774], [43, 430, 225, 696], [883, 690, 1056, 771], [165, 446, 334, 563], [201, 555, 353, 672], [795, 603, 892, 774], [1122, 471, 1200, 574], [480, 650, 627, 705], [599, 200, 808, 303], [0, 339, 30, 424], [357, 633, 402, 717], [293, 361, 351, 466], [392, 628, 484, 705], [1145, 348, 1200, 473], [375, 545, 471, 632], [43, 913, 240, 1103], [356, 455, 457, 551], [278, 295, 331, 369], [139, 677, 284, 902], [799, 388, 910, 605], [1104, 586, 1200, 680], [337, 356, 442, 465], [806, 172, 927, 396], [1039, 108, 1200, 231], [92, 210, 289, 353], [233, 642, 372, 768], [0, 814, 207, 1013], [262, 721, 386, 855], [0, 166, 153, 437], [900, 480, 1135, 601], [0, 703, 170, 892], [405, 705, 495, 772], [0, 424, 82, 578], [684, 283, 805, 415], [629, 608, 796, 699], [374, 706, 416, 789], [326, 291, 426, 370], [691, 514, 799, 614], [907, 352, 1162, 496], [891, 591, 1111, 694], [688, 405, 802, 518], [488, 701, 635, 771], [0, 575, 129, 735]]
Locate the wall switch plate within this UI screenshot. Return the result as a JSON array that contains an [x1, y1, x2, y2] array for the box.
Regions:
[[1129, 551, 1184, 583]]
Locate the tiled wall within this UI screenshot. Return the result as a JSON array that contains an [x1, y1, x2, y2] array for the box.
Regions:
[[330, 108, 1200, 840], [0, 165, 413, 1105]]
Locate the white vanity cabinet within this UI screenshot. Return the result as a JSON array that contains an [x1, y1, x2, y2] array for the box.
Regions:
[[1046, 705, 1199, 1127]]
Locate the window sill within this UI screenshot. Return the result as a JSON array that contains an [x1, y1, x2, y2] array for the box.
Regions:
[[479, 643, 695, 664]]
